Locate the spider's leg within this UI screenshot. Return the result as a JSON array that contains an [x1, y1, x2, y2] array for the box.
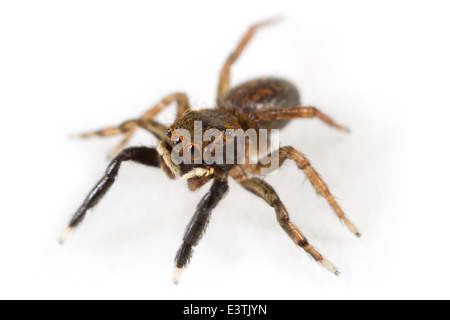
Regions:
[[243, 146, 360, 237], [75, 92, 189, 157], [217, 19, 280, 104], [254, 106, 349, 132], [138, 118, 172, 145], [60, 147, 161, 243], [173, 174, 229, 284], [230, 166, 339, 275]]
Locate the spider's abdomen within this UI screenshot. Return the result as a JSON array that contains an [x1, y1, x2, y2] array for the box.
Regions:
[[219, 78, 300, 129]]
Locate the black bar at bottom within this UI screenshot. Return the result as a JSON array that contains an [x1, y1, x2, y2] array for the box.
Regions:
[[152, 300, 300, 318]]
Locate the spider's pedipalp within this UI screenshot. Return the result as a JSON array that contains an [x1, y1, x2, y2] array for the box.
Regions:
[[156, 141, 180, 178], [180, 167, 214, 180]]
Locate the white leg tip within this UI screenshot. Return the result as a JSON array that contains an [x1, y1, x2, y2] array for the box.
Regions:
[[173, 267, 184, 285], [321, 259, 340, 276], [59, 226, 73, 244], [343, 217, 360, 237]]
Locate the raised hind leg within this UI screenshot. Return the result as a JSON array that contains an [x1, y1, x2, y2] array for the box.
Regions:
[[217, 19, 279, 104], [77, 92, 189, 156], [230, 166, 339, 275]]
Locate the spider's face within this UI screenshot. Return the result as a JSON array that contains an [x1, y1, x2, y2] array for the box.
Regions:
[[166, 109, 241, 167]]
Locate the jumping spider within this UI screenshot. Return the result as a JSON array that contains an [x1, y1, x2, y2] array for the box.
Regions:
[[61, 19, 359, 284]]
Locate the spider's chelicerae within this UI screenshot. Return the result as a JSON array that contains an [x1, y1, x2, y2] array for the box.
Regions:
[[61, 19, 360, 284]]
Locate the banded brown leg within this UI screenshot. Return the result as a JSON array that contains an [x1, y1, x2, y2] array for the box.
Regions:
[[243, 146, 360, 237], [230, 166, 339, 275], [254, 106, 349, 132], [77, 92, 190, 157], [217, 19, 279, 104]]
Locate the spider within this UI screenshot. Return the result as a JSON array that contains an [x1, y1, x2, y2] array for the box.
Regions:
[[61, 19, 359, 284]]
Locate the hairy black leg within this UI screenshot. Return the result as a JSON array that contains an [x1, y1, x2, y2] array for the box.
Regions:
[[60, 147, 160, 243], [173, 176, 229, 284]]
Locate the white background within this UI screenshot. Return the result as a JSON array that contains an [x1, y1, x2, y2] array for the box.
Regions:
[[1, 0, 449, 300]]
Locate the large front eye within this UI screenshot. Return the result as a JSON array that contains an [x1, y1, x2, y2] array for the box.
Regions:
[[186, 144, 202, 161], [166, 128, 172, 138], [172, 135, 182, 145]]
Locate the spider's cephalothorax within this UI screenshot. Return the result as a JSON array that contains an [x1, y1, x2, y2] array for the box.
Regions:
[[62, 19, 359, 284]]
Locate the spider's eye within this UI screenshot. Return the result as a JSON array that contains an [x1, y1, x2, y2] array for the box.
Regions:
[[166, 128, 172, 138], [186, 144, 194, 157], [173, 136, 182, 145], [186, 144, 201, 160]]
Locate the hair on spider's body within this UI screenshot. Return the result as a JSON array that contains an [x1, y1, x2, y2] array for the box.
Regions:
[[62, 19, 359, 284]]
